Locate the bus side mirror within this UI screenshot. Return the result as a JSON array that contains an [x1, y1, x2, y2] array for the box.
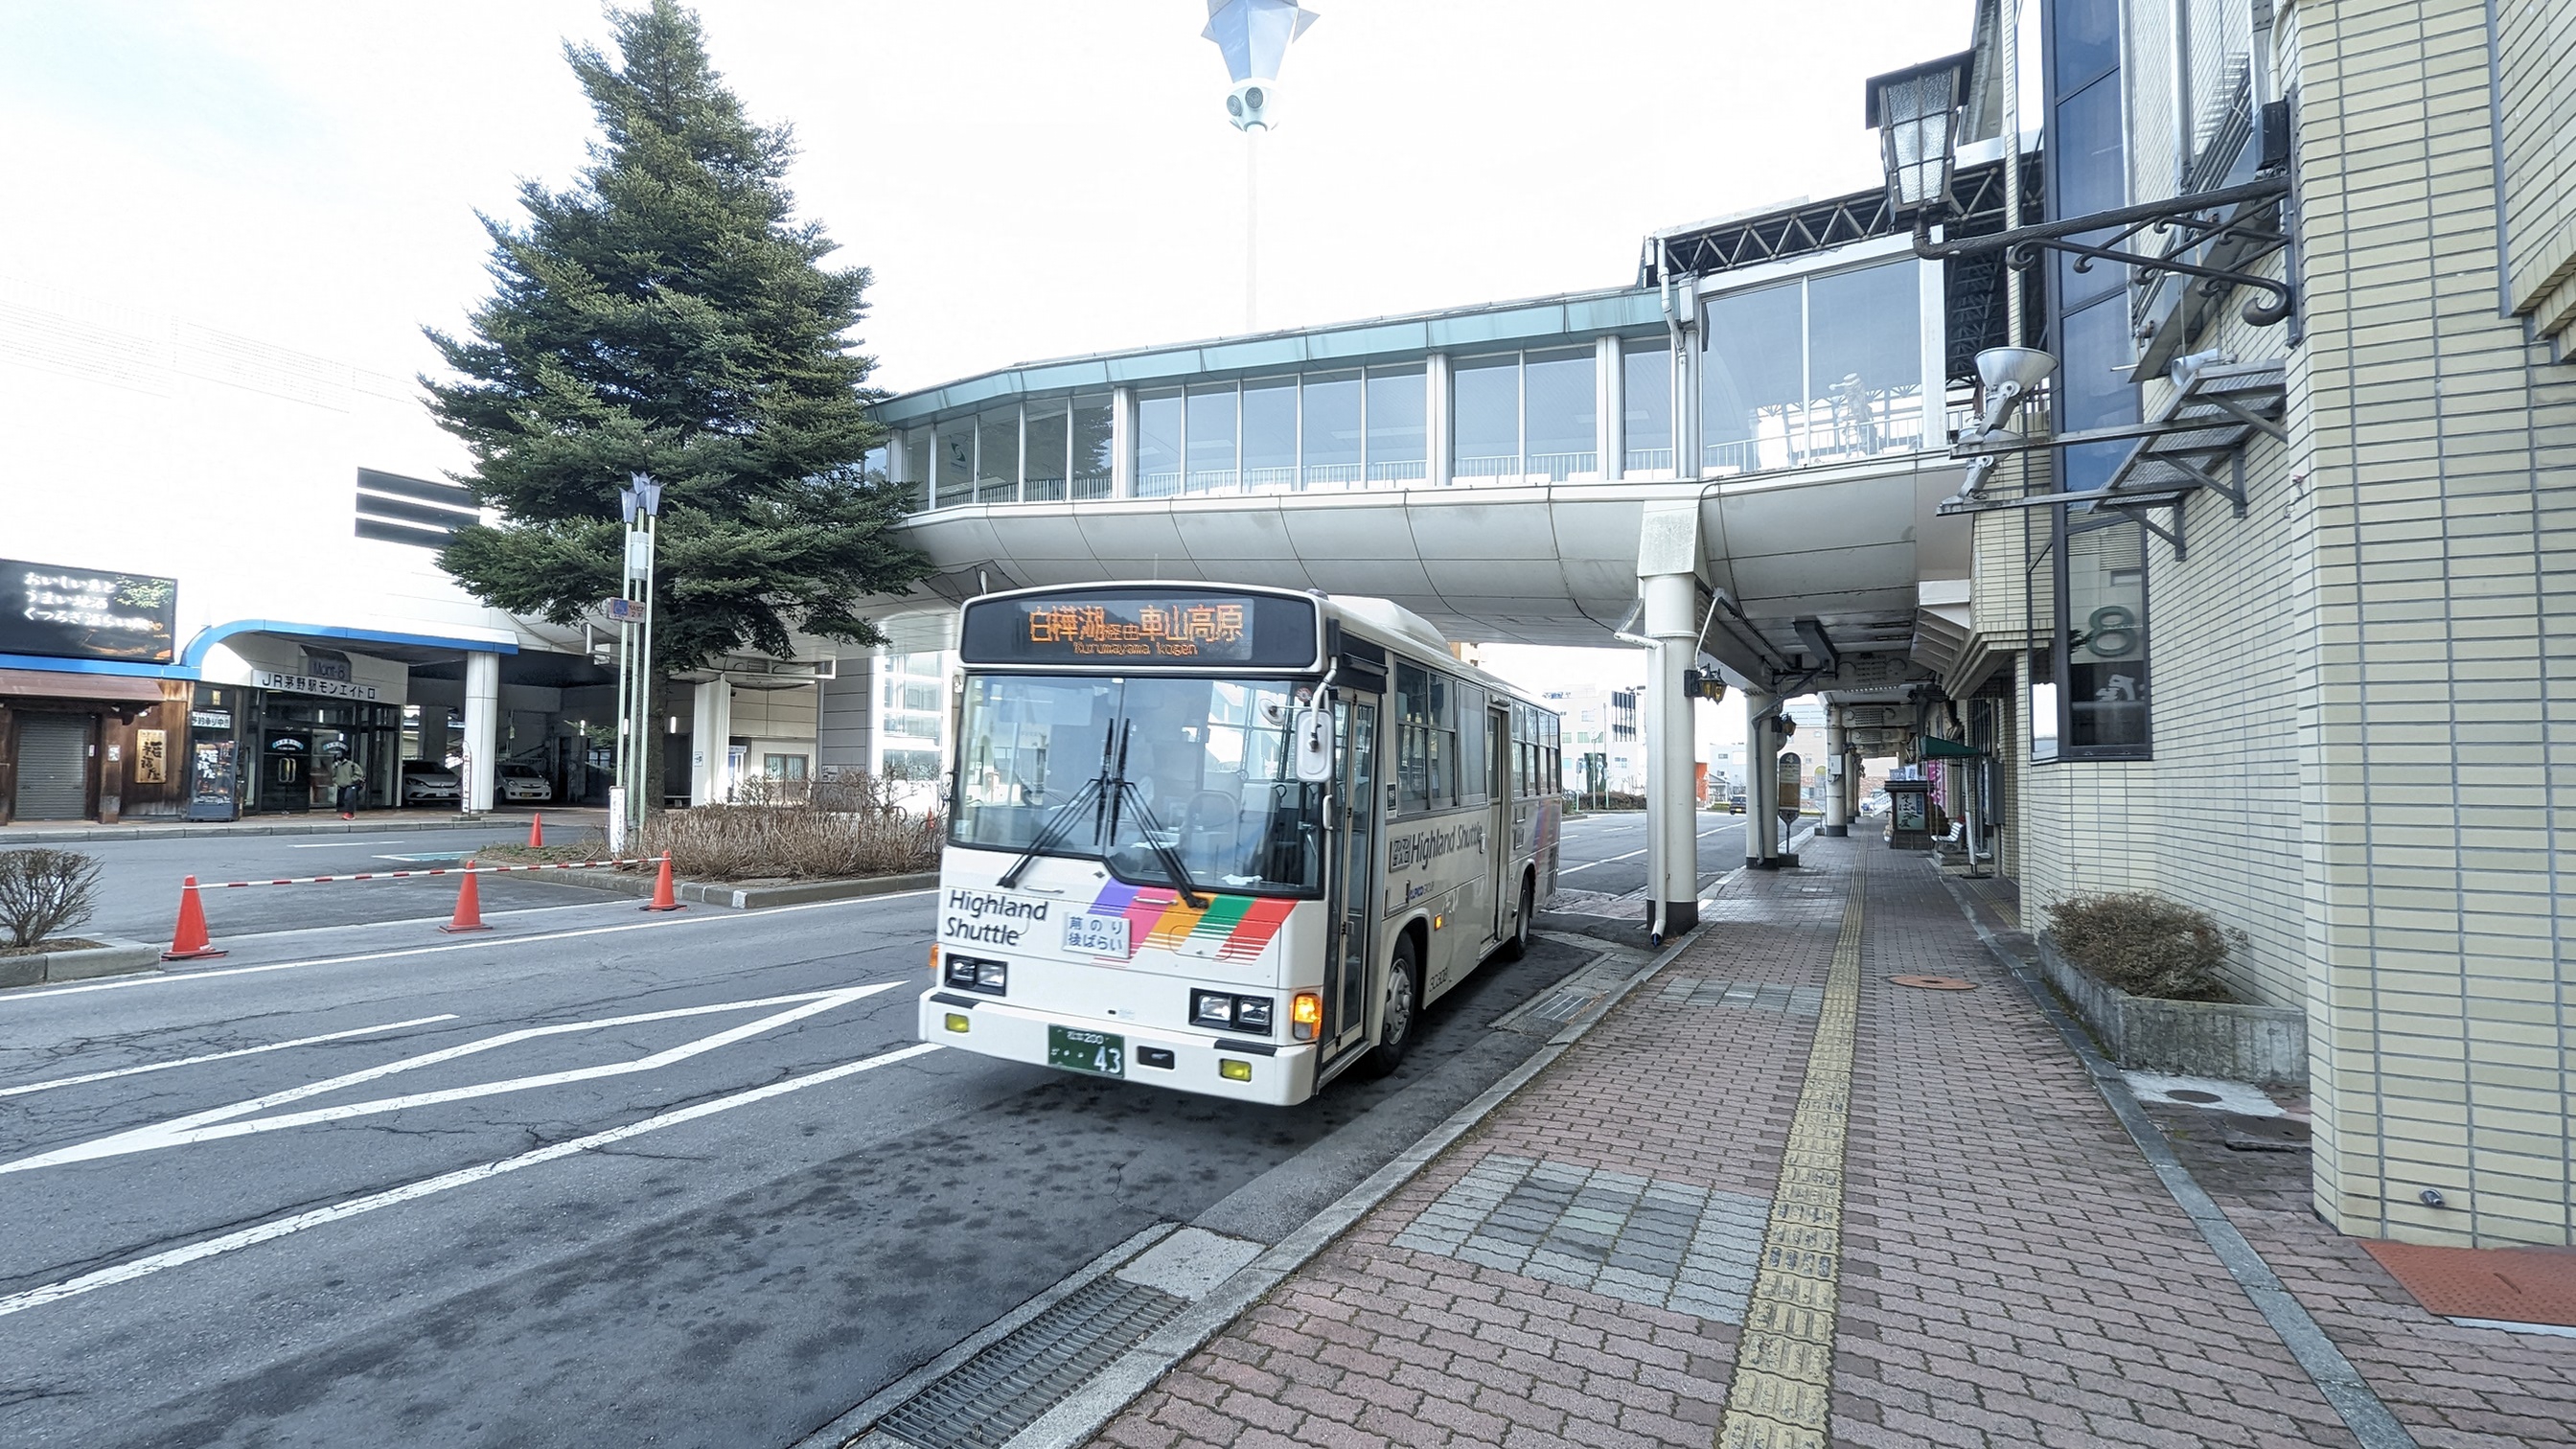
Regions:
[[1292, 707, 1333, 783]]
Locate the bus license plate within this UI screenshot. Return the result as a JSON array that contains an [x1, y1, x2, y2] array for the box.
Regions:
[[1047, 1025, 1124, 1077], [1063, 911, 1130, 956]]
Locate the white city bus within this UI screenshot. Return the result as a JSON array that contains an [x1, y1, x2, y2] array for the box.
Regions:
[[920, 583, 1563, 1105]]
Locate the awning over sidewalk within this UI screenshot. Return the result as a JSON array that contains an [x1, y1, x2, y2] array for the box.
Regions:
[[0, 668, 169, 703]]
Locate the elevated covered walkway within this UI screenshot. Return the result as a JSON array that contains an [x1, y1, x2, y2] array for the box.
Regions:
[[865, 148, 2038, 933]]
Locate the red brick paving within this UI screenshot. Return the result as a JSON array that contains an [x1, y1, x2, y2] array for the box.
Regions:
[[1086, 840, 2576, 1448]]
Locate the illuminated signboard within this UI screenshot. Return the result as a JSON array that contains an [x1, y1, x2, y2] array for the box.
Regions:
[[0, 558, 177, 663], [960, 589, 1321, 669]]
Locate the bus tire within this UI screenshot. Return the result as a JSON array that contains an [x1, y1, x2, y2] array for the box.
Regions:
[[1500, 875, 1534, 960], [1361, 935, 1422, 1078]]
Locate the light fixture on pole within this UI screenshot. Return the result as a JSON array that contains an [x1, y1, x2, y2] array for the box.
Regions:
[[610, 471, 664, 853], [1202, 0, 1319, 333], [1866, 54, 2295, 327], [1864, 51, 1971, 223]]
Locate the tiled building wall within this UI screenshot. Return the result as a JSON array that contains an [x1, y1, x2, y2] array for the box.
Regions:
[[2285, 0, 2576, 1249]]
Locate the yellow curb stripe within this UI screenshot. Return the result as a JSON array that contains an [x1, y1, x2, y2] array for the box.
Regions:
[[1714, 876, 1864, 1449]]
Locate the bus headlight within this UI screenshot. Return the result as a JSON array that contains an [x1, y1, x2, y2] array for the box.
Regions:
[[1291, 992, 1322, 1042], [1191, 990, 1274, 1036]]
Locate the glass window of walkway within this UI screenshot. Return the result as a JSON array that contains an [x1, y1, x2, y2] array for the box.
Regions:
[[1700, 258, 1922, 475]]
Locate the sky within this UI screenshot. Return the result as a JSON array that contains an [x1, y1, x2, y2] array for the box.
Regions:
[[0, 0, 1976, 703]]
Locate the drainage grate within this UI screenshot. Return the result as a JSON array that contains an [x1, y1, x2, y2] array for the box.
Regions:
[[868, 1275, 1184, 1449], [1527, 987, 1601, 1025], [1656, 978, 1823, 1016], [1392, 1154, 1768, 1323]]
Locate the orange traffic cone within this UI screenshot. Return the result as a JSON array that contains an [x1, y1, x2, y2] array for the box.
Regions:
[[526, 814, 544, 849], [641, 854, 684, 912], [162, 877, 227, 960], [439, 861, 493, 933]]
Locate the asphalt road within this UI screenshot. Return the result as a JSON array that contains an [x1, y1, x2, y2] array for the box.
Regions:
[[1549, 807, 1763, 900], [52, 822, 616, 943], [0, 820, 1668, 1448]]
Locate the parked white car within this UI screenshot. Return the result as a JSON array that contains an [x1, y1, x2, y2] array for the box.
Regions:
[[400, 760, 461, 805], [497, 763, 554, 803]]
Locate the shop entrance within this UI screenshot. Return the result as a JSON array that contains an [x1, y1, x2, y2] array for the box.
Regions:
[[12, 713, 91, 819], [259, 730, 312, 813]]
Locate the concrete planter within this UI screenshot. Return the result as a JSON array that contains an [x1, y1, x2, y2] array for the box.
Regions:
[[2035, 931, 2306, 1087], [0, 936, 161, 989]]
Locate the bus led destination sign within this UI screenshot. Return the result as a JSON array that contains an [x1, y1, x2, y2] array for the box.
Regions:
[[1029, 601, 1245, 659], [962, 588, 1321, 669]]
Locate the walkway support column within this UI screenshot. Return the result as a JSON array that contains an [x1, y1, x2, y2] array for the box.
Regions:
[[1741, 689, 1782, 868], [1823, 705, 1850, 838], [690, 679, 733, 806], [462, 651, 500, 816], [1639, 502, 1701, 936]]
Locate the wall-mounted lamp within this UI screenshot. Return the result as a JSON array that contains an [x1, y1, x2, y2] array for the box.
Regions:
[[1864, 51, 1972, 223]]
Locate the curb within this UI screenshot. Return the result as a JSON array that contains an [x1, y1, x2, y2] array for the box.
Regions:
[[977, 913, 1714, 1449], [540, 867, 939, 909], [0, 936, 161, 990]]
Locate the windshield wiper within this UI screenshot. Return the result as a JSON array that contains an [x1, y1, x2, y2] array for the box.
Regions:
[[1101, 722, 1208, 908], [997, 726, 1118, 891]]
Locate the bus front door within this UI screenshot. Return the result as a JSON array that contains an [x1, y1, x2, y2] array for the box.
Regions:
[[1322, 697, 1379, 1065]]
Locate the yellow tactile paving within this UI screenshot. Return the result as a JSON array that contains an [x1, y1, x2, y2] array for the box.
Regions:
[[1713, 874, 1863, 1449]]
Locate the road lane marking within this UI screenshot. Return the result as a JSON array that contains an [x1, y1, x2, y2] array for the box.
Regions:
[[1556, 823, 1746, 874], [0, 1041, 945, 1321], [0, 1016, 461, 1098], [288, 840, 407, 848], [0, 983, 901, 1174], [0, 889, 936, 1007]]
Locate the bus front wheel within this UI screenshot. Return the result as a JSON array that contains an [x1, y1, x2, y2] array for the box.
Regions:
[[1362, 937, 1421, 1077]]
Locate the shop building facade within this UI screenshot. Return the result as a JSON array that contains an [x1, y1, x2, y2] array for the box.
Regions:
[[0, 279, 820, 822]]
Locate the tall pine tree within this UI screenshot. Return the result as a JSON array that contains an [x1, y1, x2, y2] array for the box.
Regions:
[[425, 0, 926, 678]]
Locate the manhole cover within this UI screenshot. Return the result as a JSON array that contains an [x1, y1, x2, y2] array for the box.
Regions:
[[1887, 975, 1977, 990], [2166, 1089, 2223, 1103]]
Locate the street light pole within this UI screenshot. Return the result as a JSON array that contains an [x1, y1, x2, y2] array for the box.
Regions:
[[611, 472, 662, 853]]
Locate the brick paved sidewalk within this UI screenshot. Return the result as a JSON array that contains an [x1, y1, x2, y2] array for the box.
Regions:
[[1086, 836, 2576, 1449]]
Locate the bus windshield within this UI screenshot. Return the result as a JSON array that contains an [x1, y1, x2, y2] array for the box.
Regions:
[[952, 674, 1325, 894]]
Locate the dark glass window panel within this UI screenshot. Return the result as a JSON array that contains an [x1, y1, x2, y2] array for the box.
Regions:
[[1451, 355, 1519, 478], [1300, 372, 1363, 487], [1134, 389, 1183, 497], [2052, 0, 2121, 95], [1702, 283, 1804, 472], [1023, 404, 1069, 502], [1241, 378, 1298, 489], [1523, 347, 1597, 477], [1185, 384, 1238, 493]]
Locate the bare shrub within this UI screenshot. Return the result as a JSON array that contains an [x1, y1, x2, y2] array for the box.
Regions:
[[637, 771, 941, 881], [2041, 890, 2247, 1001], [0, 848, 103, 949]]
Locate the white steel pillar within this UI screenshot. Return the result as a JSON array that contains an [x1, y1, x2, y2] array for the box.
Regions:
[[1638, 502, 1701, 936], [461, 652, 500, 815], [1741, 689, 1784, 868], [690, 678, 734, 806], [1597, 334, 1623, 481], [1823, 705, 1851, 838]]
